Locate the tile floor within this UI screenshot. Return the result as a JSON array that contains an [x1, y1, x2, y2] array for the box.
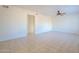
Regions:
[[0, 32, 79, 53]]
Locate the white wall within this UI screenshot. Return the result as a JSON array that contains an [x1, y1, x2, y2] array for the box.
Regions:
[[35, 14, 53, 34], [52, 14, 79, 34], [0, 6, 53, 41], [0, 6, 28, 41]]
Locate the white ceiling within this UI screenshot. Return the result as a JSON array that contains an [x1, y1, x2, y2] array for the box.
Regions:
[[16, 5, 79, 16]]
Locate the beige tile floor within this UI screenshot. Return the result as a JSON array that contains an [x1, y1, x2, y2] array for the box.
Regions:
[[0, 31, 79, 53]]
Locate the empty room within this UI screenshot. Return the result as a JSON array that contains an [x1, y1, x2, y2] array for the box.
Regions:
[[0, 5, 79, 53]]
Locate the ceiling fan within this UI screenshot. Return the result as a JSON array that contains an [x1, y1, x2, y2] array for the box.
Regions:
[[57, 10, 65, 16], [2, 5, 9, 8]]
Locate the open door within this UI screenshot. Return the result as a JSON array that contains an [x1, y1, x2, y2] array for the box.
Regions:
[[28, 15, 35, 34]]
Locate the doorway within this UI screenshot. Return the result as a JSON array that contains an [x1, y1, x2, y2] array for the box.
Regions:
[[27, 15, 35, 34]]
